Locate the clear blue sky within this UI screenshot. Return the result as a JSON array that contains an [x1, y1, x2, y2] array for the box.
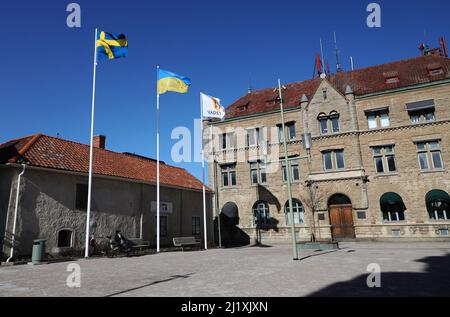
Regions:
[[1, 0, 449, 183]]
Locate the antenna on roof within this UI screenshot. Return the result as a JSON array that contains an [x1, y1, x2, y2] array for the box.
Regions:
[[334, 32, 343, 73], [248, 73, 253, 94], [350, 56, 354, 71], [320, 38, 326, 79]]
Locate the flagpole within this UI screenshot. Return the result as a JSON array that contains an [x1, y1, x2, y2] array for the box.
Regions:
[[200, 93, 208, 250], [156, 65, 161, 253], [211, 124, 222, 248], [85, 28, 98, 259]]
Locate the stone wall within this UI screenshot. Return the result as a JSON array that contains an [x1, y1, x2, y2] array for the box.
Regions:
[[1, 167, 213, 257], [208, 80, 450, 243]]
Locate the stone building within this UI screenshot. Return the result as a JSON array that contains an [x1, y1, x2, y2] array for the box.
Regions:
[[207, 54, 450, 245], [0, 134, 213, 259]]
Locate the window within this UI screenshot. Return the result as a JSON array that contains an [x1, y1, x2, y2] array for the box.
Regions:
[[75, 184, 88, 210], [429, 201, 448, 221], [247, 128, 264, 147], [250, 162, 267, 185], [380, 192, 406, 222], [285, 199, 305, 225], [282, 158, 300, 182], [221, 164, 237, 187], [319, 117, 329, 134], [155, 216, 168, 237], [318, 112, 340, 135], [365, 109, 390, 129], [322, 89, 328, 100], [220, 132, 235, 150], [407, 100, 436, 124], [372, 146, 397, 174], [322, 150, 345, 171], [383, 205, 405, 222], [409, 108, 436, 123], [253, 201, 270, 226], [416, 141, 443, 171], [426, 190, 449, 221], [331, 115, 340, 133], [57, 229, 73, 248], [278, 123, 296, 142], [192, 217, 201, 235]]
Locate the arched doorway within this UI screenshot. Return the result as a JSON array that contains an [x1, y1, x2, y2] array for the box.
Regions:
[[328, 194, 355, 240], [219, 202, 249, 247]]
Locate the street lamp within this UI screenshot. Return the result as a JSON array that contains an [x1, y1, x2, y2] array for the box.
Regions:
[[277, 80, 296, 260]]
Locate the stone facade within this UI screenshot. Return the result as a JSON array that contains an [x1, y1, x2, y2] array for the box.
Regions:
[[0, 166, 213, 258], [206, 78, 450, 244]]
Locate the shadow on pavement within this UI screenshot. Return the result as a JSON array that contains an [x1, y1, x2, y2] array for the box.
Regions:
[[308, 253, 450, 297], [105, 273, 195, 297]]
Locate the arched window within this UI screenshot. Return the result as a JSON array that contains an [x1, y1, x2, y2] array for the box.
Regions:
[[318, 113, 329, 135], [329, 111, 340, 133], [253, 201, 270, 226], [426, 190, 449, 220], [285, 199, 305, 225], [57, 229, 74, 248], [380, 193, 406, 222], [318, 112, 340, 135]]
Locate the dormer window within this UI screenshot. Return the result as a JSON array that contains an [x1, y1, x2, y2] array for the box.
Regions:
[[385, 77, 399, 84], [383, 71, 399, 84], [237, 105, 247, 112], [429, 68, 444, 76], [427, 63, 444, 76]]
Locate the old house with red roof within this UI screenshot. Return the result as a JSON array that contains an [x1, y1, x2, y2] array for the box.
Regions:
[[207, 54, 450, 245], [0, 134, 213, 259]]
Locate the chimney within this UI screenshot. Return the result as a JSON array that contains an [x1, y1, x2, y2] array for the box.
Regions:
[[93, 135, 106, 149]]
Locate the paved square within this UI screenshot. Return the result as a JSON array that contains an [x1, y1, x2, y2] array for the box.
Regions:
[[1, 242, 449, 297]]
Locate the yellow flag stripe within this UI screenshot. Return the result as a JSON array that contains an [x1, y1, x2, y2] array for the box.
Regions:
[[158, 77, 190, 95]]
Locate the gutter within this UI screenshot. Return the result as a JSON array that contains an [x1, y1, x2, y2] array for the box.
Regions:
[[6, 164, 26, 263]]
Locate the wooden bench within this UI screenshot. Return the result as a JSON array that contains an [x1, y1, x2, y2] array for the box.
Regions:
[[173, 237, 201, 251], [128, 238, 151, 253]]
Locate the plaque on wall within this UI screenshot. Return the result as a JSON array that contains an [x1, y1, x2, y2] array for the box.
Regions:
[[151, 201, 173, 214]]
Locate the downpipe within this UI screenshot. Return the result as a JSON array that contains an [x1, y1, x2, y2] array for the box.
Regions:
[[6, 164, 26, 263]]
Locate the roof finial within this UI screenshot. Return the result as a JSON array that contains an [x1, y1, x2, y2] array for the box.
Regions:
[[248, 73, 253, 94]]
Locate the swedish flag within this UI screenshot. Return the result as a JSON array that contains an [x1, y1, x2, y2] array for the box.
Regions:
[[97, 31, 128, 61]]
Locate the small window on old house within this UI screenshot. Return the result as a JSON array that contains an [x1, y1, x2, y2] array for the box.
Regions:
[[57, 229, 73, 248]]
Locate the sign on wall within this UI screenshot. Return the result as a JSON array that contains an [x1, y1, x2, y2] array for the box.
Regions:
[[151, 201, 173, 214]]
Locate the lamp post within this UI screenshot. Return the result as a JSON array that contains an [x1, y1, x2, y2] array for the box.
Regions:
[[277, 79, 299, 261]]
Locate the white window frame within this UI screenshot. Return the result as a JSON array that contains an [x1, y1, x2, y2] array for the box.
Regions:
[[416, 141, 444, 171]]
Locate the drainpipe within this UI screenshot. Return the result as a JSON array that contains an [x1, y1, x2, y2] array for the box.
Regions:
[[6, 164, 26, 263]]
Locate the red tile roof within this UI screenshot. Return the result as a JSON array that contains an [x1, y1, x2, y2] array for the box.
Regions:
[[0, 134, 210, 192], [226, 55, 450, 119]]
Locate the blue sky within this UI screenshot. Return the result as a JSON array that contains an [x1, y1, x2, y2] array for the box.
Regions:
[[1, 0, 449, 183]]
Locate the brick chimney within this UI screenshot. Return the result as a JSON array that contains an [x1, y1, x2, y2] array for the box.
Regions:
[[93, 135, 106, 149]]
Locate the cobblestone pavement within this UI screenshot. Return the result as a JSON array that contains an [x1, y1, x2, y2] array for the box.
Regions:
[[1, 242, 449, 297]]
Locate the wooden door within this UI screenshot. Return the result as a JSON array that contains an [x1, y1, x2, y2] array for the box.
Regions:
[[329, 205, 355, 240]]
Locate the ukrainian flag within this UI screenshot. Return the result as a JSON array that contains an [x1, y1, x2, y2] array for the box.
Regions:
[[97, 31, 128, 61], [158, 69, 191, 95]]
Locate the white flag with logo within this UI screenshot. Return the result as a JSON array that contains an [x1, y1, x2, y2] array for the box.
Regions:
[[201, 92, 225, 120]]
